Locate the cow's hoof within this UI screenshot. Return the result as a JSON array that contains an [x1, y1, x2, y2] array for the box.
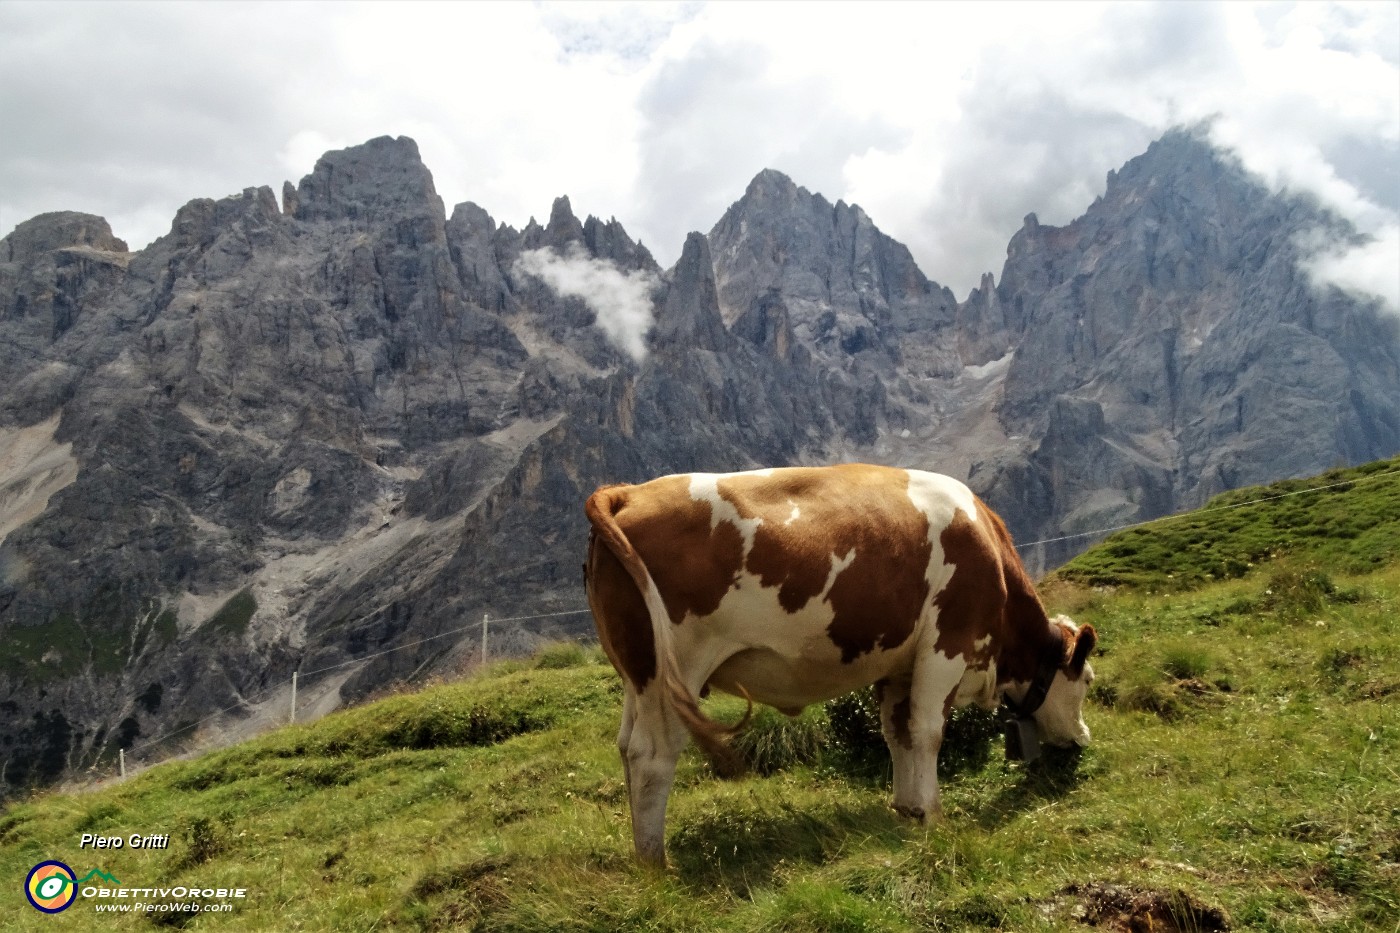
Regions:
[[891, 803, 926, 822]]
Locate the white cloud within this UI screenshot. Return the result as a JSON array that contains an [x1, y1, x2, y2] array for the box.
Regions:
[[836, 1, 1399, 305], [538, 1, 701, 72], [1301, 224, 1400, 312], [513, 244, 660, 361]]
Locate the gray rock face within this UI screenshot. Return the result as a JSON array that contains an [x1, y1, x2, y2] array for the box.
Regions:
[[655, 233, 732, 352], [0, 137, 543, 790], [708, 169, 960, 369], [1, 127, 1396, 794], [293, 135, 443, 225], [965, 129, 1400, 566]]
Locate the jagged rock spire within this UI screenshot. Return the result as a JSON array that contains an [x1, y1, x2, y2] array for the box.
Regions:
[[654, 232, 730, 352]]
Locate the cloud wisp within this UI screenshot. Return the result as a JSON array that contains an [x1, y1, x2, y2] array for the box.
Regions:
[[513, 244, 661, 361], [1300, 224, 1400, 314]]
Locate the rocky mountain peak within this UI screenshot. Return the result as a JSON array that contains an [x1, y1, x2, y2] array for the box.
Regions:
[[446, 200, 511, 313], [2, 212, 129, 263], [544, 195, 586, 248], [0, 213, 131, 410], [973, 123, 1400, 566], [582, 215, 657, 273], [164, 186, 284, 252], [292, 135, 444, 225], [1112, 126, 1228, 188], [449, 200, 496, 236], [743, 167, 800, 203], [708, 167, 954, 358]]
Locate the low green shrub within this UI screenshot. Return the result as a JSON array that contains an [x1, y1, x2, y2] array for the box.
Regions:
[[1262, 564, 1360, 619], [824, 686, 887, 774], [532, 640, 596, 670], [816, 686, 999, 778]]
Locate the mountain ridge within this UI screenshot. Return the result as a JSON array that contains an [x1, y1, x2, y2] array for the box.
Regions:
[[1, 126, 1396, 794]]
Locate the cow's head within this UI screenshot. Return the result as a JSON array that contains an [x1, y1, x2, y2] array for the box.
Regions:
[[1031, 616, 1097, 747], [1004, 615, 1097, 753]]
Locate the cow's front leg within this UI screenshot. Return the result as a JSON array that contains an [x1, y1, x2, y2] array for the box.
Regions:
[[877, 676, 926, 821], [888, 651, 966, 822], [623, 688, 690, 868]]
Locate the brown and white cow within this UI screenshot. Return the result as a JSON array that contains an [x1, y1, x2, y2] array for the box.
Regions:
[[584, 464, 1096, 867]]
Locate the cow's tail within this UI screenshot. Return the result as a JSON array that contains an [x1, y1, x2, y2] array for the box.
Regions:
[[585, 486, 751, 778]]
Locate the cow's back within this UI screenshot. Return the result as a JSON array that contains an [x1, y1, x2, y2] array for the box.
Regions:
[[603, 465, 1003, 705]]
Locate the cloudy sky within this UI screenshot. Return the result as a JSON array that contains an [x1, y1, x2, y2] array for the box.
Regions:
[[1, 1, 1396, 305]]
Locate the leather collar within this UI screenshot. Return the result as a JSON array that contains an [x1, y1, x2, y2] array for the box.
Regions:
[[1001, 648, 1060, 719]]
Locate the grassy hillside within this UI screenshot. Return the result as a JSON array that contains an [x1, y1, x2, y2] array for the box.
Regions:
[[3, 463, 1399, 931], [1053, 455, 1400, 589]]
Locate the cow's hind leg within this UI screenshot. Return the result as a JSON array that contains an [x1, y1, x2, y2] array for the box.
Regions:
[[624, 685, 690, 868], [617, 684, 637, 796]]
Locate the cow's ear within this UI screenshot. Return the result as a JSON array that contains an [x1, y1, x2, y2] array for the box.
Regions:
[[1068, 624, 1097, 679]]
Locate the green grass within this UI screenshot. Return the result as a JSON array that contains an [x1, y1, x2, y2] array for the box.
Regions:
[[3, 462, 1400, 930], [0, 595, 177, 684], [0, 611, 91, 680], [0, 610, 138, 682], [203, 589, 258, 636]]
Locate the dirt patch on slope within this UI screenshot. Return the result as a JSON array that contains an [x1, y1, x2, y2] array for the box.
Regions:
[[1061, 882, 1230, 932]]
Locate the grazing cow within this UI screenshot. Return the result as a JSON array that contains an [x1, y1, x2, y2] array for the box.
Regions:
[[584, 464, 1096, 867]]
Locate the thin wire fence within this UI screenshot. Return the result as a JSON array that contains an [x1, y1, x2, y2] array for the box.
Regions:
[[100, 463, 1398, 785], [111, 607, 593, 782]]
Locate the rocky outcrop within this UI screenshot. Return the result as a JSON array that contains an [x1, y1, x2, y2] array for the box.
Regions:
[[3, 211, 128, 263], [1, 127, 1396, 794], [654, 233, 732, 352], [0, 213, 131, 420]]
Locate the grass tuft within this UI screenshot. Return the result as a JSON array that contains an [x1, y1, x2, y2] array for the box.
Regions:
[[532, 640, 603, 670], [730, 705, 829, 776], [1260, 563, 1360, 619]]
